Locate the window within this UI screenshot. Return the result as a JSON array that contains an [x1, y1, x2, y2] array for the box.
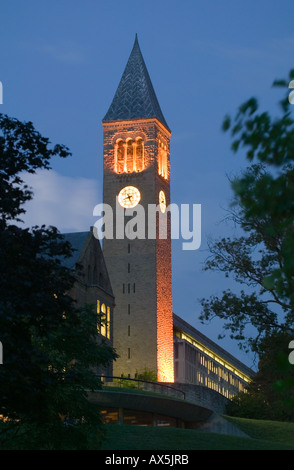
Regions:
[[128, 263, 130, 273], [158, 140, 168, 179], [107, 306, 110, 339], [101, 303, 106, 337], [136, 137, 144, 171], [126, 139, 133, 172], [128, 243, 130, 253], [128, 348, 131, 359], [97, 300, 110, 338], [128, 325, 130, 336], [128, 304, 131, 315], [114, 137, 145, 174], [116, 139, 124, 173]]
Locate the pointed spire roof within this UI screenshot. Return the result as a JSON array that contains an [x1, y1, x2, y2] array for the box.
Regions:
[[103, 35, 170, 131]]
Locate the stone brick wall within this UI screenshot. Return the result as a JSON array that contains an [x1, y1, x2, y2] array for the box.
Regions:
[[102, 118, 174, 381], [160, 383, 230, 414]]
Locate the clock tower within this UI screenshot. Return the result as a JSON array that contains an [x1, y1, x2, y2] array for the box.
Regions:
[[102, 35, 174, 382]]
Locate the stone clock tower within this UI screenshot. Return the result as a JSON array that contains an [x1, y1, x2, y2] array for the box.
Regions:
[[102, 35, 174, 382]]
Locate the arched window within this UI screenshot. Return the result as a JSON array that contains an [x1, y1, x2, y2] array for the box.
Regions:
[[101, 303, 106, 337], [136, 138, 144, 172], [107, 306, 110, 339], [158, 141, 168, 179], [114, 137, 145, 174], [126, 139, 133, 172], [116, 140, 124, 173]]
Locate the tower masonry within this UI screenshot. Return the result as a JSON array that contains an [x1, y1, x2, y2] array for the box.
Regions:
[[102, 36, 174, 382]]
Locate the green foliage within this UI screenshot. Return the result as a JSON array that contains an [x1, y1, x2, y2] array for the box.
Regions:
[[226, 332, 294, 422], [100, 423, 294, 450], [200, 71, 294, 353], [136, 367, 157, 382], [0, 113, 117, 449]]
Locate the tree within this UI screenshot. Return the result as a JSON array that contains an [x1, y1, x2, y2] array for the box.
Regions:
[[226, 331, 294, 421], [200, 71, 294, 355], [0, 114, 117, 449]]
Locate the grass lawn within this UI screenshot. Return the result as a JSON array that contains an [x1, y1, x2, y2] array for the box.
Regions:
[[2, 414, 294, 450], [100, 418, 294, 450]]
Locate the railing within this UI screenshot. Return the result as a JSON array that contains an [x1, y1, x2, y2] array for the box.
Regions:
[[98, 375, 185, 400]]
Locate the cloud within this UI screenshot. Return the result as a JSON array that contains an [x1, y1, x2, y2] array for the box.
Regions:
[[19, 170, 99, 233], [41, 43, 86, 64]]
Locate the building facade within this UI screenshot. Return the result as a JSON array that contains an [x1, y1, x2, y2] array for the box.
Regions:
[[173, 314, 252, 399], [61, 37, 254, 402], [60, 229, 114, 378], [102, 35, 174, 382]]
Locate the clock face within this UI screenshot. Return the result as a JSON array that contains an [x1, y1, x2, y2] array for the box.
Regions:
[[159, 190, 166, 213], [118, 186, 141, 209]]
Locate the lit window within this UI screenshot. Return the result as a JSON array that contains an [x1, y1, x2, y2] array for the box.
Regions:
[[115, 140, 125, 173], [107, 306, 110, 339], [97, 302, 107, 337], [136, 137, 144, 171], [158, 140, 168, 179], [126, 139, 133, 172], [114, 137, 145, 174]]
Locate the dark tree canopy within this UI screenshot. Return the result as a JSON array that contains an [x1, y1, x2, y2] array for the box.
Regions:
[[0, 114, 116, 449], [200, 71, 294, 354]]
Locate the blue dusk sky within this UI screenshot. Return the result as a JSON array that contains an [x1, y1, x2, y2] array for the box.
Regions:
[[1, 1, 293, 368]]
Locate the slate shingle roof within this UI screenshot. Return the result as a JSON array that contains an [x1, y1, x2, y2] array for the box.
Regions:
[[103, 35, 170, 131]]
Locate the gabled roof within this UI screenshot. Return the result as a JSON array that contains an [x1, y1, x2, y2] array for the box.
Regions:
[[103, 35, 170, 131], [59, 230, 114, 296], [59, 231, 90, 270]]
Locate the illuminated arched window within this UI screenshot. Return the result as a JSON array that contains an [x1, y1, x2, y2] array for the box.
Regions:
[[136, 138, 144, 172], [126, 139, 133, 172], [100, 303, 106, 337], [158, 141, 168, 179], [107, 306, 110, 339], [114, 137, 144, 174], [116, 140, 124, 173]]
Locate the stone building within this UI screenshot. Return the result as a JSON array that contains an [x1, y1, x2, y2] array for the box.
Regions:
[[62, 36, 254, 400], [173, 314, 252, 399], [102, 34, 174, 382], [60, 229, 114, 378]]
